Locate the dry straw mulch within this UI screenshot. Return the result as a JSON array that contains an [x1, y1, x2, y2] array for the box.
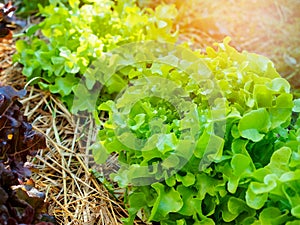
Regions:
[[0, 38, 14, 81], [1, 41, 141, 225]]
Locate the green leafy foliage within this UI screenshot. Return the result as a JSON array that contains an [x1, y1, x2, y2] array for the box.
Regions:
[[12, 0, 300, 224], [14, 0, 178, 108], [14, 0, 50, 17], [95, 38, 300, 224]]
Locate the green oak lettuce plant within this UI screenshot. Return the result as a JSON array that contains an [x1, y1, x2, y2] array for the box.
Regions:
[[13, 0, 178, 107], [95, 38, 300, 224]]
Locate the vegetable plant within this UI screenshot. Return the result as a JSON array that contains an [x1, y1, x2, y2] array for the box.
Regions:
[[0, 85, 56, 225], [92, 38, 300, 224], [14, 0, 178, 108], [0, 2, 16, 40]]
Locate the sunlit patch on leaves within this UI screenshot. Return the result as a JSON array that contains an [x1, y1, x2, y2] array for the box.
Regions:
[[14, 0, 179, 107]]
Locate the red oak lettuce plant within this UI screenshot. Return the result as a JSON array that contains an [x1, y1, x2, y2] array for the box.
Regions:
[[0, 85, 56, 225]]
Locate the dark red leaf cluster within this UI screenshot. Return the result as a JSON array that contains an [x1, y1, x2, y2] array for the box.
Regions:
[[0, 2, 17, 40], [0, 86, 46, 178], [0, 85, 56, 225]]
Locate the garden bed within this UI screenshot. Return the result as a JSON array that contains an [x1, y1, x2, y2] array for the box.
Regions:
[[1, 0, 300, 224]]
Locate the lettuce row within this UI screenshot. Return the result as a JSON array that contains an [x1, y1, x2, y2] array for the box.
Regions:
[[96, 38, 300, 224], [12, 0, 300, 223]]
